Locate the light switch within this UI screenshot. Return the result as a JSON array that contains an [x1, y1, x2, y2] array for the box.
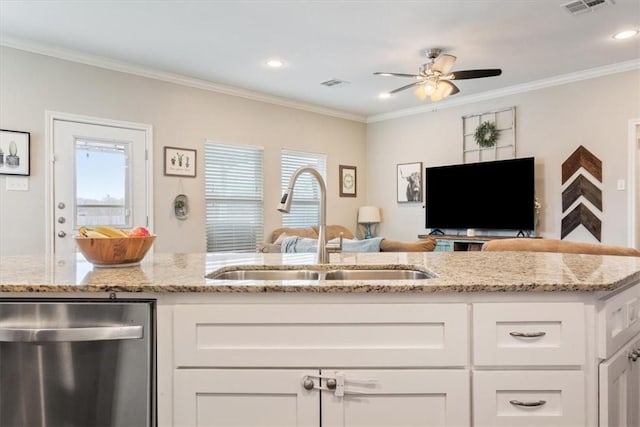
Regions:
[[617, 179, 626, 191], [5, 176, 29, 191]]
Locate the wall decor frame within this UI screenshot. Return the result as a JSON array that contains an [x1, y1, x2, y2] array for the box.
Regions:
[[397, 162, 423, 203], [339, 165, 357, 197], [164, 146, 196, 177], [0, 129, 30, 176]]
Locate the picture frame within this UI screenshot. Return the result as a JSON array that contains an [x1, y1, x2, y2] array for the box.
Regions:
[[164, 146, 196, 177], [339, 165, 357, 197], [0, 129, 30, 176], [397, 162, 423, 203]]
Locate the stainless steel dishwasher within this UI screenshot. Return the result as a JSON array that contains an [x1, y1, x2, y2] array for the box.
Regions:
[[0, 299, 155, 427]]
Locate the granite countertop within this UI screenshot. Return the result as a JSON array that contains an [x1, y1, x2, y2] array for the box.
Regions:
[[1, 251, 639, 294]]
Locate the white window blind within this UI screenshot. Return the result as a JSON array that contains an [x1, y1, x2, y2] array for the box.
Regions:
[[280, 149, 327, 228], [205, 143, 264, 252]]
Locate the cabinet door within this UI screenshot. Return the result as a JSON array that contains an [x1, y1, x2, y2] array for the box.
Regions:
[[321, 369, 470, 427], [174, 369, 319, 427], [599, 335, 640, 427]]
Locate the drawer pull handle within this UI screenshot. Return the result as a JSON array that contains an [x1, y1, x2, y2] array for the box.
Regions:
[[509, 331, 546, 338], [510, 399, 547, 407]]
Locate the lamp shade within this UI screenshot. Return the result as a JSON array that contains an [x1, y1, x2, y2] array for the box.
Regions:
[[358, 206, 381, 224]]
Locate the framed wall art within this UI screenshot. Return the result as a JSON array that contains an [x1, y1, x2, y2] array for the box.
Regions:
[[164, 146, 196, 177], [397, 162, 423, 203], [0, 129, 30, 176], [339, 165, 357, 197]]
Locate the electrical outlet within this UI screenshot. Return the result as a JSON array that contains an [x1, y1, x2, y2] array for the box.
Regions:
[[5, 176, 29, 191], [617, 179, 626, 191]]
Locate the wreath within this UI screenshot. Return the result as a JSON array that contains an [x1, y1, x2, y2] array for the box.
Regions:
[[474, 121, 499, 148]]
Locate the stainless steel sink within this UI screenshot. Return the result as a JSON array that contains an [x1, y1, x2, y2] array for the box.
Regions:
[[210, 269, 320, 280], [209, 266, 433, 281], [324, 269, 432, 280]]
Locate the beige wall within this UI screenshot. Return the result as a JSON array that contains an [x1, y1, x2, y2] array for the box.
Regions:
[[0, 47, 367, 254], [367, 70, 640, 245]]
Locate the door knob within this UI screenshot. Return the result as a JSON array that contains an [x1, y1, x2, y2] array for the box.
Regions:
[[57, 231, 66, 238], [302, 378, 314, 390]]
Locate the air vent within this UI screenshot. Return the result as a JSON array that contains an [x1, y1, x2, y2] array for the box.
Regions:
[[561, 0, 614, 15], [320, 79, 349, 87]]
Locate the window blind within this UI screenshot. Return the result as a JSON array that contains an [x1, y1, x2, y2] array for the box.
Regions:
[[205, 143, 264, 252], [280, 149, 327, 228]]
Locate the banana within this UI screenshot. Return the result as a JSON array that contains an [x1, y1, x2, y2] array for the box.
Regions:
[[77, 227, 109, 238], [94, 225, 129, 238]]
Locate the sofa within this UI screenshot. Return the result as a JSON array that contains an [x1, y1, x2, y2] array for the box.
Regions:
[[481, 238, 640, 257], [258, 225, 436, 253]]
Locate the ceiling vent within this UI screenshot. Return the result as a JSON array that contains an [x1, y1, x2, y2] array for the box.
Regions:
[[321, 78, 349, 87], [561, 0, 614, 15]]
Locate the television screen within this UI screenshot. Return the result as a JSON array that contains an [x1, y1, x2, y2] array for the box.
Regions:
[[425, 157, 535, 231]]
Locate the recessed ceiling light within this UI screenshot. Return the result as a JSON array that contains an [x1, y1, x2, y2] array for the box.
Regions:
[[266, 59, 285, 68], [378, 92, 391, 99], [613, 29, 639, 40]]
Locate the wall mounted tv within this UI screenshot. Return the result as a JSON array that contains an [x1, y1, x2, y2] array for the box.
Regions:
[[425, 157, 535, 232]]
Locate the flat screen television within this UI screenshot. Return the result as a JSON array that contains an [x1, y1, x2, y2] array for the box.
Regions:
[[425, 157, 535, 231]]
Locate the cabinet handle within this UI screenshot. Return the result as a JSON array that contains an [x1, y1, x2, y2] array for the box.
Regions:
[[302, 378, 315, 390], [509, 331, 546, 338], [509, 399, 547, 407], [326, 378, 337, 389], [629, 351, 639, 362]]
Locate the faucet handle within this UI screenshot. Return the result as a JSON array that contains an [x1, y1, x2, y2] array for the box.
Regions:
[[327, 232, 344, 253]]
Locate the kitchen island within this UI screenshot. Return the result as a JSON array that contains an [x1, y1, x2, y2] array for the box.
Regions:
[[1, 251, 639, 426]]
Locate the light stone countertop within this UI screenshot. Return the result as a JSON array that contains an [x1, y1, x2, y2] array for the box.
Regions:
[[1, 251, 639, 294]]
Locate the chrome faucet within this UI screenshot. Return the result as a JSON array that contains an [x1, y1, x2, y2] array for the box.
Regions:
[[278, 166, 341, 263]]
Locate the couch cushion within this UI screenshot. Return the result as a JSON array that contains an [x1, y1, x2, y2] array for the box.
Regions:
[[380, 238, 436, 252], [269, 227, 317, 243], [481, 238, 640, 257]]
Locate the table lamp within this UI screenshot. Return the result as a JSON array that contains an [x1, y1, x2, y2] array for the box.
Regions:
[[358, 206, 381, 239]]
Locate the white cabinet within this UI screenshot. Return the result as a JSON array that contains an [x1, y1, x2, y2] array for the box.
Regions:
[[321, 369, 469, 427], [174, 369, 319, 427], [473, 371, 585, 426], [599, 334, 640, 427], [169, 303, 470, 427], [473, 303, 585, 366], [473, 303, 587, 426]]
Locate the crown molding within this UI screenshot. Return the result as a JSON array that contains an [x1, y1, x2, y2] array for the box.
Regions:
[[0, 37, 367, 123], [367, 59, 640, 123]]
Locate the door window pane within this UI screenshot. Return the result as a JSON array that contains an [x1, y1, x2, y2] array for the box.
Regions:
[[75, 139, 130, 227]]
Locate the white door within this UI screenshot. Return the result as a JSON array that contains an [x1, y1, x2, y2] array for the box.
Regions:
[[599, 335, 640, 427], [51, 118, 150, 255], [635, 124, 640, 249], [173, 369, 319, 427], [321, 369, 470, 427]]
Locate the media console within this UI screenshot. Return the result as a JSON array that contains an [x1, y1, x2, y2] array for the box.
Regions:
[[417, 234, 516, 252]]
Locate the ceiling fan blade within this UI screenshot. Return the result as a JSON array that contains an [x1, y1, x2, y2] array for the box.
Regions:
[[449, 69, 502, 80], [389, 81, 422, 94], [374, 72, 420, 78], [432, 54, 457, 74]]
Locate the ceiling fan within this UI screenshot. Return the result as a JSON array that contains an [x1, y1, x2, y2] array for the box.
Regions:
[[374, 48, 502, 102]]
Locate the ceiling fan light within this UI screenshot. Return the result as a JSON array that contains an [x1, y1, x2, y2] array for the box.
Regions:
[[430, 81, 454, 102], [414, 85, 428, 101], [424, 80, 437, 95]]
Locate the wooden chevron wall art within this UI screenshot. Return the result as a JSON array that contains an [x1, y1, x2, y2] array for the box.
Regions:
[[561, 145, 602, 241]]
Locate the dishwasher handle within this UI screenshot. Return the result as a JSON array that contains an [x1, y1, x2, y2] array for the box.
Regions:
[[0, 325, 143, 343]]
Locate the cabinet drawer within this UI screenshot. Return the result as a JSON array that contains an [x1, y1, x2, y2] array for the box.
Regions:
[[473, 371, 585, 427], [173, 303, 468, 368], [473, 303, 585, 366]]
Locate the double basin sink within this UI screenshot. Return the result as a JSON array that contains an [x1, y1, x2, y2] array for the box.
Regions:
[[209, 266, 433, 281]]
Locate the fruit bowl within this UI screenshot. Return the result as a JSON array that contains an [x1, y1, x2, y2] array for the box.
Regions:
[[75, 235, 156, 267]]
